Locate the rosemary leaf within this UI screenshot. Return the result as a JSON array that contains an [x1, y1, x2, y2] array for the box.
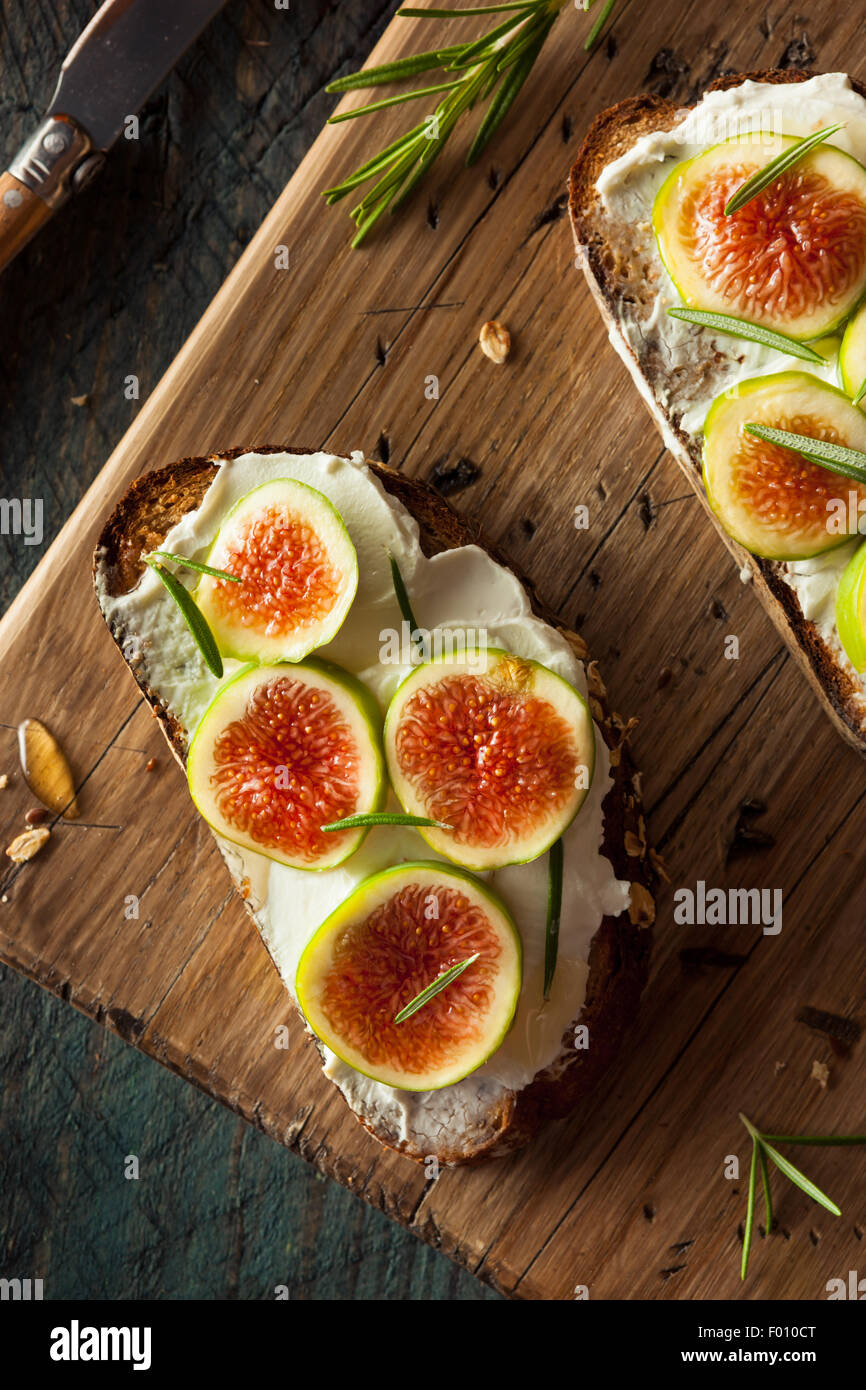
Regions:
[[667, 307, 824, 364], [743, 423, 866, 485], [394, 953, 480, 1024], [762, 1133, 866, 1147], [584, 0, 616, 50], [327, 47, 465, 92], [446, 10, 531, 69], [724, 123, 844, 216], [145, 560, 223, 678], [147, 550, 241, 583], [328, 79, 462, 124], [543, 837, 564, 1000], [759, 1146, 773, 1234], [741, 1139, 758, 1281], [322, 812, 449, 831], [759, 1138, 842, 1217], [399, 3, 538, 14], [388, 551, 421, 636], [494, 8, 548, 69], [467, 44, 538, 163]]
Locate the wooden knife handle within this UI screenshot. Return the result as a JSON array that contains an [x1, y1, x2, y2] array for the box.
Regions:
[[0, 171, 53, 274]]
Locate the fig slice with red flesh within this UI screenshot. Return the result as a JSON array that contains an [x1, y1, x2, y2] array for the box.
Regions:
[[703, 372, 866, 561], [653, 133, 866, 340], [295, 862, 522, 1090], [195, 478, 358, 663], [383, 647, 595, 871], [187, 660, 385, 870]]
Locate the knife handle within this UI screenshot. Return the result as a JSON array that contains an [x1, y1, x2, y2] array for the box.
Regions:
[[0, 172, 53, 274], [0, 115, 99, 276]]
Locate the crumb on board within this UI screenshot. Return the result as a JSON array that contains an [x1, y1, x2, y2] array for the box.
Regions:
[[6, 826, 50, 863]]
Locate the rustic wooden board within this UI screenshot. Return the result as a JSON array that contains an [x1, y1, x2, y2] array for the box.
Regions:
[[1, 0, 865, 1300]]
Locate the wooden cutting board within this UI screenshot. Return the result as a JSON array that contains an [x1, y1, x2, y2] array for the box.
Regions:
[[1, 0, 865, 1300]]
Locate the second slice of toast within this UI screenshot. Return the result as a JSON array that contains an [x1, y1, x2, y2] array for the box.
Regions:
[[570, 68, 866, 753]]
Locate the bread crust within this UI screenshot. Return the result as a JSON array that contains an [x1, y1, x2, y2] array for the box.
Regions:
[[93, 450, 654, 1164], [569, 69, 866, 754]]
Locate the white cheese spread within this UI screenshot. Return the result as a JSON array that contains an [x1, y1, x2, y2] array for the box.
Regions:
[[98, 451, 631, 1133], [595, 73, 866, 695]]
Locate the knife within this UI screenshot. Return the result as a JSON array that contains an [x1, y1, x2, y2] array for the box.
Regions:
[[0, 0, 227, 275]]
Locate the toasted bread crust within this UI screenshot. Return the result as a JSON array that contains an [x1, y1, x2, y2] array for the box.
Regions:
[[569, 69, 866, 754], [93, 451, 654, 1164]]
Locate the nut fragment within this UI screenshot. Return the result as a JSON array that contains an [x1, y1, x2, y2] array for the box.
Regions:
[[585, 660, 607, 701], [0, 773, 7, 789], [479, 319, 511, 364], [561, 628, 589, 661], [625, 830, 647, 860], [811, 1059, 830, 1089], [628, 881, 655, 927], [6, 827, 50, 863]]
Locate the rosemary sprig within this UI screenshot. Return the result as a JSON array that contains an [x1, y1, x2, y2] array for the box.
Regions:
[[667, 307, 824, 365], [388, 551, 420, 635], [321, 811, 450, 831], [144, 559, 223, 678], [724, 124, 843, 216], [394, 953, 479, 1024], [543, 836, 564, 999], [737, 1114, 866, 1280], [323, 0, 617, 246], [743, 423, 866, 485], [147, 550, 242, 583], [584, 0, 616, 50]]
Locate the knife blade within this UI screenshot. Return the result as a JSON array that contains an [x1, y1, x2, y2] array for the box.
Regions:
[[0, 0, 227, 275]]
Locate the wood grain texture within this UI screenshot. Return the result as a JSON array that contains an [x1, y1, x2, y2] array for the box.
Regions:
[[0, 172, 52, 272], [1, 0, 865, 1301], [0, 0, 494, 1304]]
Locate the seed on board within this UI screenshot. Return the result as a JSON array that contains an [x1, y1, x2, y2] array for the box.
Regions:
[[17, 718, 79, 818], [479, 319, 511, 365], [6, 826, 51, 863], [628, 881, 655, 928], [145, 757, 157, 772], [25, 807, 51, 826]]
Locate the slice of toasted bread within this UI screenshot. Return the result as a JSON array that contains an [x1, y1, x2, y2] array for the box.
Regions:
[[570, 69, 866, 754], [93, 450, 654, 1165]]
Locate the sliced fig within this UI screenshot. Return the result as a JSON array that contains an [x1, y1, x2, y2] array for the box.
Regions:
[[839, 300, 866, 403], [653, 133, 866, 340], [187, 660, 385, 870], [383, 647, 595, 871], [703, 372, 866, 560], [295, 862, 521, 1090], [195, 479, 358, 663], [836, 540, 866, 670]]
